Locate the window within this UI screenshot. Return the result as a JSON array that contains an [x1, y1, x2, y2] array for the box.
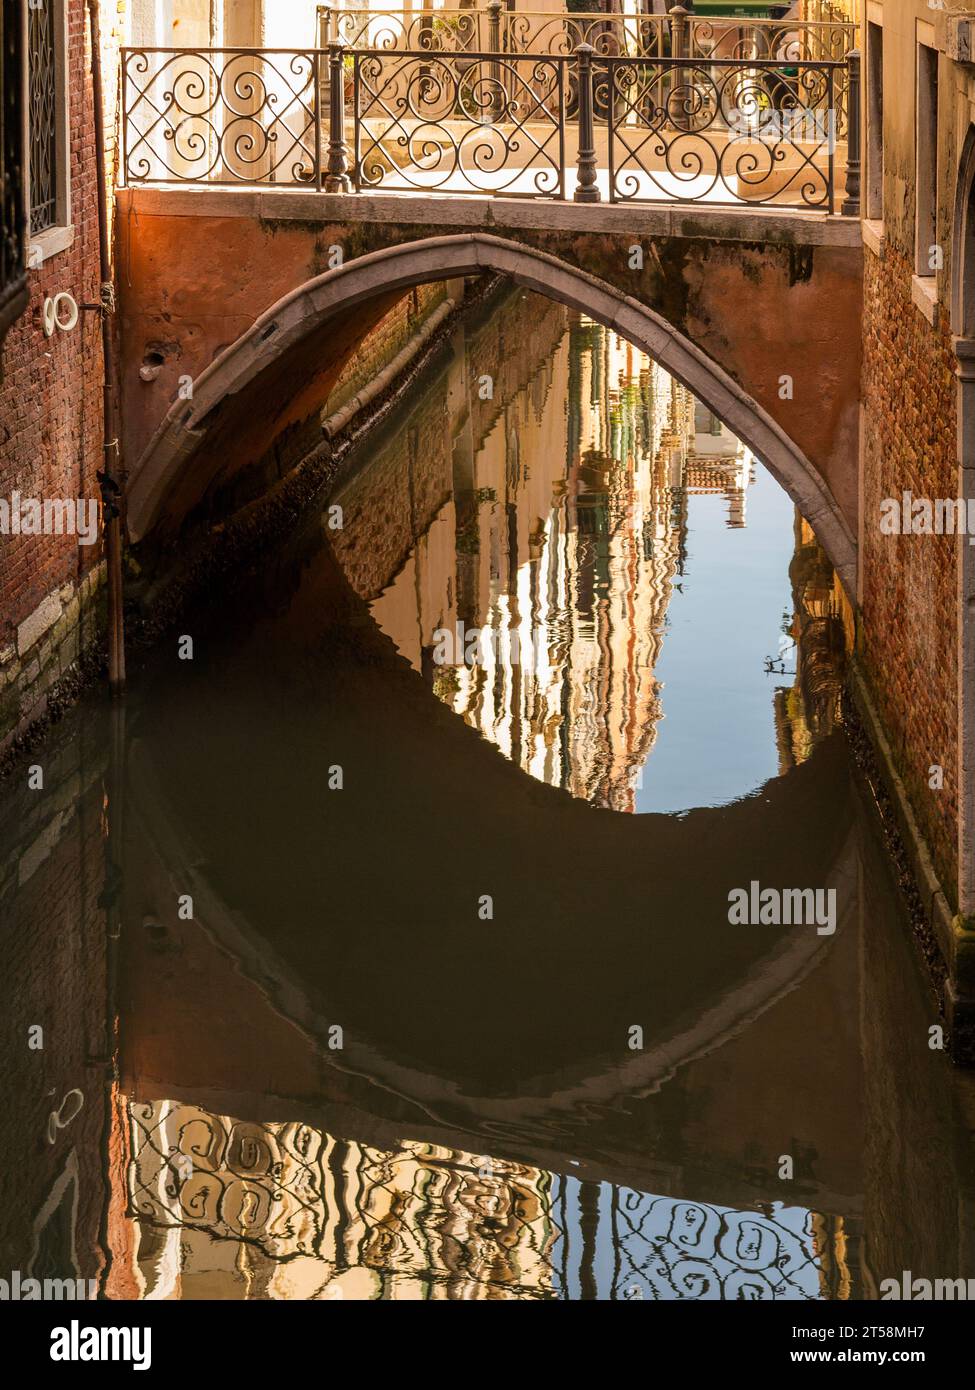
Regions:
[[1, 0, 28, 350], [865, 20, 883, 222], [916, 39, 938, 279], [26, 0, 69, 259]]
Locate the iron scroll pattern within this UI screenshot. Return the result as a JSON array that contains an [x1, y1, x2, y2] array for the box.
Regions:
[[318, 10, 856, 64], [330, 9, 485, 55], [127, 1101, 848, 1299], [129, 1103, 327, 1259], [352, 50, 566, 198], [614, 1191, 829, 1301], [686, 18, 853, 64], [601, 57, 838, 211], [122, 49, 320, 187]]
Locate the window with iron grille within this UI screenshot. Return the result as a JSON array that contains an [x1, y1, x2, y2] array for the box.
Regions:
[[28, 0, 59, 237], [1, 0, 28, 349]]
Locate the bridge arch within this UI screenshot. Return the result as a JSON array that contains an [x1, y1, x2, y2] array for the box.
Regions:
[[127, 232, 856, 595]]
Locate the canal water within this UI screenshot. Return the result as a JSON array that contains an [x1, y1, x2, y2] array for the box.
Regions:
[[2, 283, 974, 1301]]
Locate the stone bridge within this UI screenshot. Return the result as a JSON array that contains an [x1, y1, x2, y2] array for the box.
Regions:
[[116, 189, 863, 595]]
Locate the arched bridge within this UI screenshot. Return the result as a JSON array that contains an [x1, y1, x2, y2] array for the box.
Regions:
[[117, 191, 862, 594]]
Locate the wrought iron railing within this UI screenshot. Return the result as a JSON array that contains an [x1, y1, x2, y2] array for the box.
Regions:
[[1, 0, 29, 355], [121, 42, 861, 214], [122, 48, 322, 186], [351, 48, 568, 198], [317, 5, 857, 65], [601, 55, 841, 211]]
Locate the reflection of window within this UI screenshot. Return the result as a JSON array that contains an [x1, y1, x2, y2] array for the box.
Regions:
[[26, 0, 69, 255]]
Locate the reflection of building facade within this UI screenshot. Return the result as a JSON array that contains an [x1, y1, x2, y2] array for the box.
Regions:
[[774, 513, 852, 773], [688, 403, 754, 528], [351, 297, 756, 812], [122, 1099, 851, 1301]]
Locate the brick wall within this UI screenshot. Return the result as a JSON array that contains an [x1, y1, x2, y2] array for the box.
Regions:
[[860, 242, 959, 900], [0, 0, 126, 748]]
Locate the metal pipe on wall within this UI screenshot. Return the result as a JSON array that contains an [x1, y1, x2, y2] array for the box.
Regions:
[[87, 0, 126, 695]]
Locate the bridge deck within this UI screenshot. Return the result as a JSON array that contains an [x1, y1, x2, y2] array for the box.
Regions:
[[117, 185, 862, 251]]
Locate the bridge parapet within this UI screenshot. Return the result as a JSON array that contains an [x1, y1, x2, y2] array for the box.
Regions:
[[120, 27, 860, 214]]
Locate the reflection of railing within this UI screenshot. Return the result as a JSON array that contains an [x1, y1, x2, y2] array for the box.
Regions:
[[121, 43, 859, 214], [128, 1099, 854, 1299]]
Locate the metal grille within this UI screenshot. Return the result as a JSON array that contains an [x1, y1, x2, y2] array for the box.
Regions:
[[2, 0, 27, 311], [28, 0, 58, 236]]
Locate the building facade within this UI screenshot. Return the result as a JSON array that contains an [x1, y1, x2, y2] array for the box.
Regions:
[[857, 3, 975, 1050], [0, 1, 127, 752]]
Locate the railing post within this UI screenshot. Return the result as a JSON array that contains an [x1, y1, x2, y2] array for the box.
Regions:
[[314, 50, 323, 190], [841, 48, 860, 218], [574, 44, 600, 204], [669, 4, 689, 61], [487, 0, 502, 53], [321, 6, 334, 45], [324, 43, 350, 192], [487, 0, 503, 122]]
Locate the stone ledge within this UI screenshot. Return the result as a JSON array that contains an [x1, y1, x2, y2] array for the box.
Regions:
[[862, 218, 885, 258], [911, 272, 939, 327], [116, 186, 864, 250], [1, 565, 107, 753]]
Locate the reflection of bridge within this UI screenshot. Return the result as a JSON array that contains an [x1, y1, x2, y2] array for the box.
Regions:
[[118, 519, 862, 1217]]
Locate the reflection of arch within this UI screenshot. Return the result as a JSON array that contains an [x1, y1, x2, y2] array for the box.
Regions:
[[127, 234, 856, 596], [129, 734, 856, 1149], [128, 732, 857, 1149], [120, 526, 859, 1179], [951, 127, 975, 917]]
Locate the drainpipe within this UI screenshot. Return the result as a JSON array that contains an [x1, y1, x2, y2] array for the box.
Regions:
[[87, 0, 125, 695]]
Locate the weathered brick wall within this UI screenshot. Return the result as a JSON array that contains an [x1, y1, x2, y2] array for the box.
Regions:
[[0, 0, 125, 747], [860, 243, 958, 900]]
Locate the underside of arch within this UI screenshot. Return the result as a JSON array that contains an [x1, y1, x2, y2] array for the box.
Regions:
[[127, 233, 857, 596]]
